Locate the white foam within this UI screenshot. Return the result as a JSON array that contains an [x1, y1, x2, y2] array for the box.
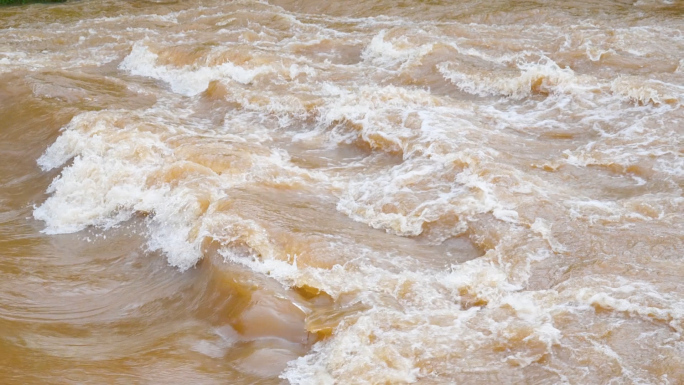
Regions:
[[611, 76, 683, 106], [361, 29, 434, 70], [438, 58, 582, 99], [573, 277, 684, 333], [219, 246, 565, 383], [530, 218, 566, 253], [119, 41, 277, 96]]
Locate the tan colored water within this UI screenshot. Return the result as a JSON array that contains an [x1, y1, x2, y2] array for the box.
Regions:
[[1, 0, 683, 383]]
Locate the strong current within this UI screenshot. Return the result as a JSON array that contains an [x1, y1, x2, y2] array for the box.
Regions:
[[1, 0, 683, 383]]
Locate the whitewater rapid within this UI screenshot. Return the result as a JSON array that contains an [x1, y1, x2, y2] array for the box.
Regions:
[[1, 0, 681, 383]]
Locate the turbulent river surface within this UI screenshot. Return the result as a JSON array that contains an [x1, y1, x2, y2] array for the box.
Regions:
[[1, 0, 683, 383]]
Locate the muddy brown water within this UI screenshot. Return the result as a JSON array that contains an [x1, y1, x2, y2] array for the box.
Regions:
[[1, 0, 683, 383]]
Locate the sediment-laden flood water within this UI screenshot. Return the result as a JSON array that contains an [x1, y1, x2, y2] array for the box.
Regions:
[[1, 0, 683, 383]]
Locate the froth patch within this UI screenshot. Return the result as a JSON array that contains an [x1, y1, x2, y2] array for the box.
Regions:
[[33, 108, 327, 270], [361, 29, 434, 70], [611, 76, 683, 106], [119, 42, 277, 96], [438, 59, 581, 99], [270, 255, 565, 383]]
